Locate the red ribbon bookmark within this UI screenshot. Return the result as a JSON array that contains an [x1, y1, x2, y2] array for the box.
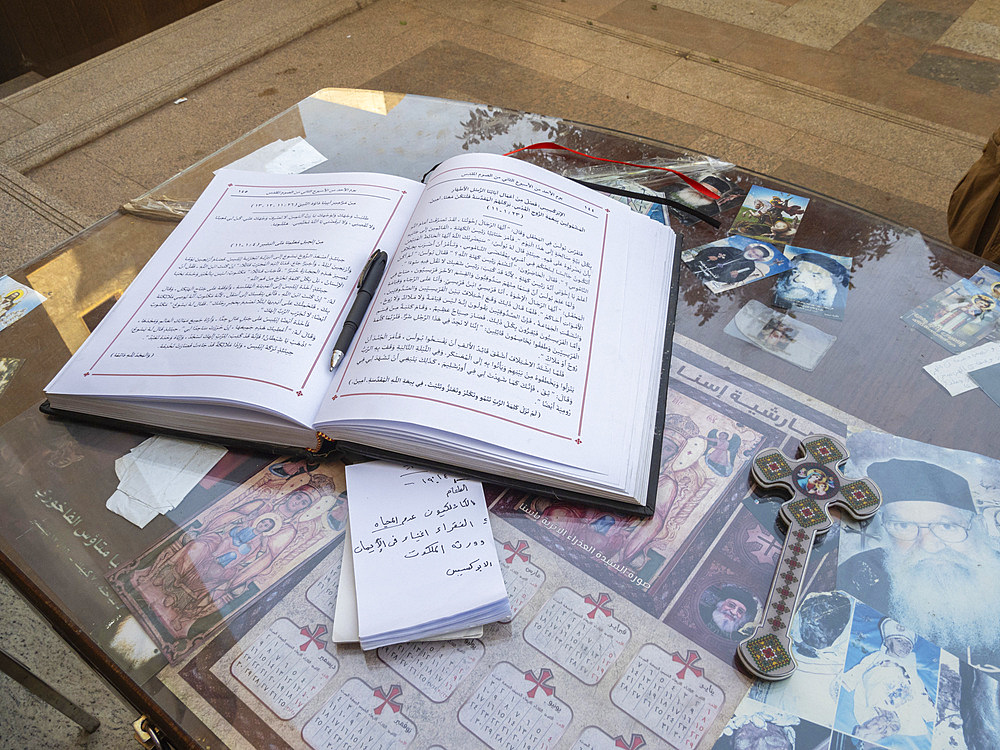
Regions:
[[504, 141, 720, 201]]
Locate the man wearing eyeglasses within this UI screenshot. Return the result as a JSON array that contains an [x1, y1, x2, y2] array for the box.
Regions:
[[838, 458, 1000, 672]]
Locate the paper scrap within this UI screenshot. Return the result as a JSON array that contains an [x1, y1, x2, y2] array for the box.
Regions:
[[217, 137, 326, 175], [924, 342, 1000, 396], [106, 436, 227, 527], [106, 489, 160, 528]]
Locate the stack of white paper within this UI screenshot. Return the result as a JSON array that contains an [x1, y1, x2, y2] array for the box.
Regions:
[[331, 525, 482, 644], [343, 461, 510, 650]]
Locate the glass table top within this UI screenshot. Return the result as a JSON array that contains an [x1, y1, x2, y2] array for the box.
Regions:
[[1, 89, 996, 749]]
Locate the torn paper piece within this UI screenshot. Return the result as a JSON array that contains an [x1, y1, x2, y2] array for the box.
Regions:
[[116, 436, 227, 511], [924, 341, 1000, 396], [107, 436, 227, 527], [107, 489, 161, 528], [217, 137, 326, 175]]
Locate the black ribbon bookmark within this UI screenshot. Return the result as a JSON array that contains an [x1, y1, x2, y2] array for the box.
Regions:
[[568, 178, 722, 228]]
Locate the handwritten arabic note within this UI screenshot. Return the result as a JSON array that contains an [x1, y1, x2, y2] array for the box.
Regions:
[[332, 524, 482, 643], [924, 341, 1000, 396], [346, 461, 510, 650]]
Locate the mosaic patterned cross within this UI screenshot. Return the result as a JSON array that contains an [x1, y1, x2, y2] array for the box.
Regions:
[[737, 434, 881, 681]]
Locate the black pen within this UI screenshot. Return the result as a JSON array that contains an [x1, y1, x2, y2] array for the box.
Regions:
[[330, 249, 388, 371]]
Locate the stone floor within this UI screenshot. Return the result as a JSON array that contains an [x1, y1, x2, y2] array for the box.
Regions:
[[1, 0, 998, 746]]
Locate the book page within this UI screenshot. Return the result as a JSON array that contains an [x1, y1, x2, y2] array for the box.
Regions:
[[47, 170, 423, 427], [317, 153, 675, 479]]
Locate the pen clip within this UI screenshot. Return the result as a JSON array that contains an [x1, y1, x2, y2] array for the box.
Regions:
[[357, 249, 382, 289]]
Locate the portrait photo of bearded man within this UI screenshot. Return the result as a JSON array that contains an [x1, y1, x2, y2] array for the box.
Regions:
[[837, 433, 1000, 674], [698, 583, 761, 642]]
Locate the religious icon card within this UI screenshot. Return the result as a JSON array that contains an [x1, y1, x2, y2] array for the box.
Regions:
[[0, 275, 45, 332], [971, 264, 1000, 295], [682, 236, 791, 293], [728, 185, 809, 245], [902, 278, 1000, 353], [0, 357, 23, 396], [661, 173, 744, 226], [725, 300, 836, 371], [107, 457, 347, 663], [773, 247, 852, 320]]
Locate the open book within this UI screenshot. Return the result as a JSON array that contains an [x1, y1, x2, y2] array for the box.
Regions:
[[44, 153, 678, 513]]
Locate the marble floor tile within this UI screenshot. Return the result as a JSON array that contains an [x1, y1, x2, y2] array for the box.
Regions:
[[935, 16, 1000, 60], [909, 49, 1000, 94], [600, 0, 769, 59], [0, 105, 38, 144], [763, 0, 886, 51], [960, 0, 1000, 24], [831, 23, 929, 71], [864, 0, 958, 42]]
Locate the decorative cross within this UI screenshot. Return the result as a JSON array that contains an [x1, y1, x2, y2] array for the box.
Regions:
[[298, 624, 328, 652], [373, 684, 403, 715], [738, 434, 881, 681], [503, 540, 531, 564], [615, 734, 646, 750], [671, 649, 704, 680], [524, 668, 556, 698], [584, 592, 613, 619]]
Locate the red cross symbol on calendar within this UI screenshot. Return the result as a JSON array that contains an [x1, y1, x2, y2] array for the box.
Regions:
[[615, 734, 646, 750], [373, 684, 402, 715], [584, 592, 613, 619], [298, 624, 328, 652], [671, 650, 704, 679], [524, 668, 555, 698], [503, 540, 530, 564]]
